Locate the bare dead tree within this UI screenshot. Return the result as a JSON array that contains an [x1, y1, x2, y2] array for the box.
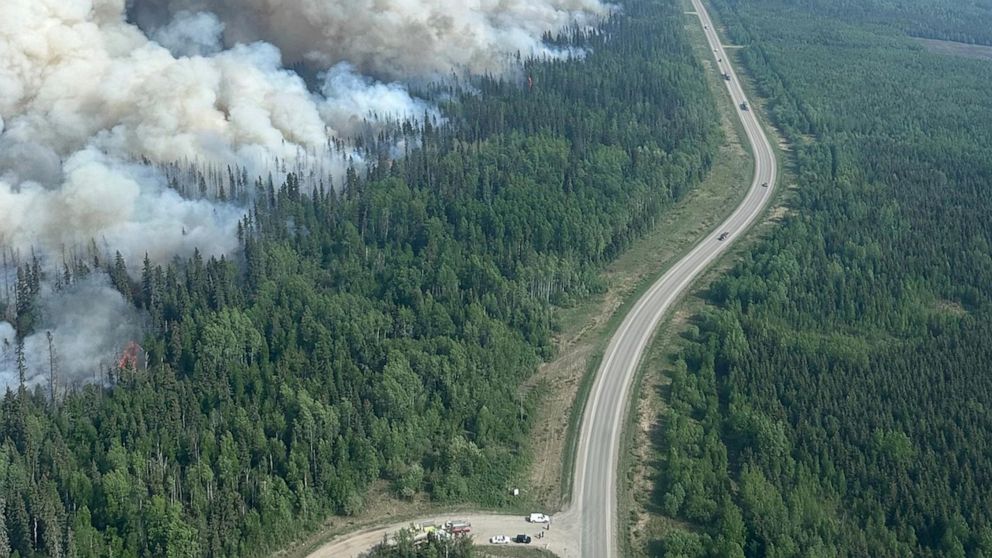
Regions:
[[47, 330, 58, 404]]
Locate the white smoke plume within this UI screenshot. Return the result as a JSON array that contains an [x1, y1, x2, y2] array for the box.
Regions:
[[320, 63, 438, 138], [0, 0, 436, 264], [1, 149, 243, 264], [130, 0, 614, 79], [0, 0, 610, 390]]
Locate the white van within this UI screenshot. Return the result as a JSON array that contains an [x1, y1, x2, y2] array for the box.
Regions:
[[527, 513, 550, 523]]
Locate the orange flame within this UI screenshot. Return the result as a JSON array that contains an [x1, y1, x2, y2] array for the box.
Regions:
[[118, 341, 142, 369]]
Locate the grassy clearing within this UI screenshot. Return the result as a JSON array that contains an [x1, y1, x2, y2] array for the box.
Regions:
[[916, 37, 992, 61]]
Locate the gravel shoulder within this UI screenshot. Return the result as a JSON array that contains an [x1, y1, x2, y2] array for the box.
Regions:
[[307, 513, 573, 558]]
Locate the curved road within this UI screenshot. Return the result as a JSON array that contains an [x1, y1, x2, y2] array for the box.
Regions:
[[568, 0, 777, 554], [307, 1, 776, 556]]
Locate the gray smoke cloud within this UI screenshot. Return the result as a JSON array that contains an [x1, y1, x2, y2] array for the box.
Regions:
[[130, 0, 613, 79], [0, 0, 610, 390], [152, 10, 226, 57], [0, 276, 144, 394]]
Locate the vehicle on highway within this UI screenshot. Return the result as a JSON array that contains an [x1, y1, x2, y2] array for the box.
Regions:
[[527, 513, 550, 523], [490, 535, 510, 544], [740, 101, 749, 111], [762, 181, 768, 187], [514, 534, 532, 544], [718, 232, 730, 241]]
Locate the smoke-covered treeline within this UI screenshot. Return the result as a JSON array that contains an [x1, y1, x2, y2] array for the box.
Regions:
[[128, 0, 614, 78], [0, 0, 612, 390], [0, 0, 721, 555]]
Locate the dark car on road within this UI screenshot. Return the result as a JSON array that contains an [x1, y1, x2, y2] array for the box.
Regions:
[[514, 534, 532, 544], [718, 232, 729, 241]]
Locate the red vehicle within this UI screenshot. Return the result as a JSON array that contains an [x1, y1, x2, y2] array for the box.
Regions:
[[445, 521, 471, 535]]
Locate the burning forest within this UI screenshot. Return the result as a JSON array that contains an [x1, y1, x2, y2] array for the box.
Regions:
[[0, 0, 613, 393]]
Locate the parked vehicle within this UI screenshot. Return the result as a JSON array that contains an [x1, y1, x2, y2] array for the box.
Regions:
[[444, 520, 471, 535], [514, 534, 532, 544], [490, 535, 510, 544], [527, 513, 550, 523]]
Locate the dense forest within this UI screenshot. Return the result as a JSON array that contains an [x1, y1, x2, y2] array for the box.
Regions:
[[0, 0, 721, 556], [648, 1, 992, 557], [764, 0, 992, 46]]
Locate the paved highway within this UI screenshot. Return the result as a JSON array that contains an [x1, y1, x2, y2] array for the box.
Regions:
[[566, 0, 778, 554], [306, 1, 776, 555]]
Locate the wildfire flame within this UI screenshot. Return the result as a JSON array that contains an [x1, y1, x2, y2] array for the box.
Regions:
[[118, 341, 143, 370]]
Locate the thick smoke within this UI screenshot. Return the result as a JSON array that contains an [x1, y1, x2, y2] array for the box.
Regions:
[[130, 0, 613, 79], [0, 276, 144, 394], [0, 149, 243, 263], [0, 0, 610, 391], [152, 10, 226, 57], [320, 63, 438, 138]]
